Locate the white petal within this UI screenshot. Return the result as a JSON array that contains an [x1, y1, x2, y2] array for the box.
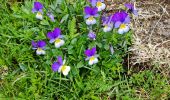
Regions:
[[41, 50, 46, 55], [118, 28, 124, 34], [86, 19, 91, 25], [36, 49, 45, 55], [97, 3, 106, 11], [124, 26, 130, 33], [91, 19, 96, 25], [103, 26, 112, 32], [55, 40, 65, 48], [103, 27, 107, 32], [36, 13, 43, 20], [62, 66, 70, 76], [97, 7, 102, 12], [58, 66, 62, 73], [107, 27, 112, 32], [55, 43, 61, 48], [93, 58, 98, 64], [88, 60, 94, 65], [101, 3, 106, 10], [88, 57, 98, 65], [59, 40, 65, 46], [86, 19, 96, 25]]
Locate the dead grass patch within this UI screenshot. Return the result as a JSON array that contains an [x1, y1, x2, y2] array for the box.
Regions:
[[130, 0, 170, 76], [105, 0, 170, 76]]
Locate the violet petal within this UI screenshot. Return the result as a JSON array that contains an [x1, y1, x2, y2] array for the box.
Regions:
[[52, 62, 61, 72]]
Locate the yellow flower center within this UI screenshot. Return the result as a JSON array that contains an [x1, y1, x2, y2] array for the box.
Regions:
[[120, 24, 126, 29], [90, 56, 95, 62], [55, 38, 61, 43], [97, 2, 102, 7], [37, 48, 42, 51], [37, 12, 42, 16], [88, 16, 94, 21], [61, 65, 66, 72], [104, 25, 108, 28]]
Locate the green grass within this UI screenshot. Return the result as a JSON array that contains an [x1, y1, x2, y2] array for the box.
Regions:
[[0, 0, 170, 99]]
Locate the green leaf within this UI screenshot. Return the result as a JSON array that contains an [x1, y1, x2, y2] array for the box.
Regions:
[[19, 63, 27, 71], [104, 44, 109, 50], [76, 62, 84, 68], [50, 0, 62, 10], [21, 5, 30, 14], [40, 20, 49, 25], [0, 59, 5, 65], [96, 42, 102, 48], [60, 14, 69, 23], [68, 45, 74, 54], [71, 38, 77, 45]]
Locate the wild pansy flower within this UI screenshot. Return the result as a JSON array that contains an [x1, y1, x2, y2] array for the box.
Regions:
[[32, 40, 46, 55], [52, 56, 70, 76], [89, 0, 106, 11], [84, 6, 98, 25], [112, 11, 130, 34], [47, 12, 55, 22], [88, 31, 96, 40], [85, 47, 98, 65], [125, 3, 138, 15], [32, 2, 44, 20], [47, 28, 65, 48], [102, 15, 113, 32]]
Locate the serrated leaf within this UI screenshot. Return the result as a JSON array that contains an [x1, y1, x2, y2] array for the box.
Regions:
[[68, 17, 77, 39]]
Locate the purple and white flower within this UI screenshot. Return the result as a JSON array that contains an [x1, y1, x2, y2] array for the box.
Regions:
[[85, 47, 98, 65], [52, 56, 70, 76], [125, 3, 138, 15], [84, 6, 98, 25], [47, 12, 55, 22], [89, 0, 106, 11], [102, 15, 113, 32], [47, 28, 65, 48], [32, 40, 46, 55], [112, 11, 130, 34], [88, 31, 96, 40], [32, 2, 44, 20]]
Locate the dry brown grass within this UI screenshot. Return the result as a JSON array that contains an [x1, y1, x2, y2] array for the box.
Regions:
[[105, 0, 170, 76], [130, 0, 170, 76]]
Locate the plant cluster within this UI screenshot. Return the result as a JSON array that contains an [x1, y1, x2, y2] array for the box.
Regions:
[[2, 0, 161, 99], [31, 0, 136, 76]]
